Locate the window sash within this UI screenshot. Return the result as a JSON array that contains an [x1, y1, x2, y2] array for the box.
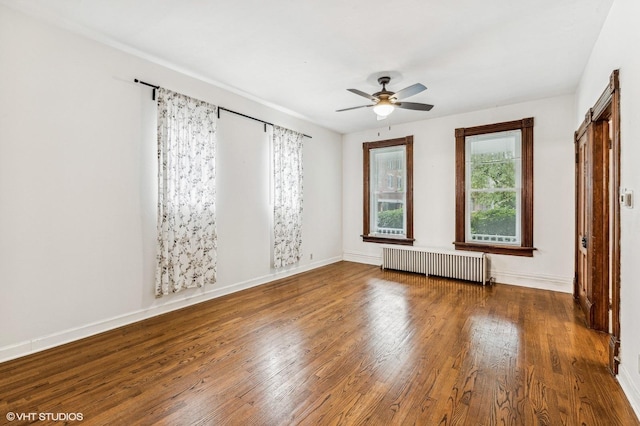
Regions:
[[465, 130, 522, 246], [369, 146, 407, 237]]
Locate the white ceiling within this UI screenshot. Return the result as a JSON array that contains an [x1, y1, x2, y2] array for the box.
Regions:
[[2, 0, 613, 134]]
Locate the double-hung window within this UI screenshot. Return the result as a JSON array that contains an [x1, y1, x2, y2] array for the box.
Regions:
[[455, 118, 534, 256], [362, 136, 414, 245]]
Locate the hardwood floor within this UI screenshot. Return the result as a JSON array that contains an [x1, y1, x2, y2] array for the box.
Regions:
[[1, 261, 638, 425]]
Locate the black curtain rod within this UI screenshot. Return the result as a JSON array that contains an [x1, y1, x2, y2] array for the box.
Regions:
[[134, 78, 311, 138], [219, 107, 274, 130], [218, 107, 312, 139]]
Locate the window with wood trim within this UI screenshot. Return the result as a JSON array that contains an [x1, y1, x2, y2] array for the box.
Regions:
[[362, 136, 414, 246], [455, 118, 534, 257]]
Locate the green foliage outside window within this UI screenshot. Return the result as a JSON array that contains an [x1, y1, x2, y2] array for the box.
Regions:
[[377, 208, 403, 229], [470, 151, 517, 237], [471, 207, 516, 236]]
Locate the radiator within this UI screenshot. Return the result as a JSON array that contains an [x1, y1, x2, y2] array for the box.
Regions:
[[382, 246, 489, 285]]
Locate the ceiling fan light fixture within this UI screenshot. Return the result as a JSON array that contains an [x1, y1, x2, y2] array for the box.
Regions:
[[337, 76, 433, 116], [373, 100, 394, 117]]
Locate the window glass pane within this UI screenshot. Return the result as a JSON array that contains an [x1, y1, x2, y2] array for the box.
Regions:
[[370, 145, 406, 237], [465, 130, 521, 245]]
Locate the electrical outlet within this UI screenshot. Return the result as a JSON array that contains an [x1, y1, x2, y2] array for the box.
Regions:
[[310, 253, 313, 260], [620, 188, 633, 208]]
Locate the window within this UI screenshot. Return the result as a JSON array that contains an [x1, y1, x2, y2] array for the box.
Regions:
[[455, 118, 534, 257], [362, 136, 414, 245]]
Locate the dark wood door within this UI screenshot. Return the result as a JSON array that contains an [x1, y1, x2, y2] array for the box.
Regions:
[[576, 70, 620, 374], [574, 119, 610, 333]]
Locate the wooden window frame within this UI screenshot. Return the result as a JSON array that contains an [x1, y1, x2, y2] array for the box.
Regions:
[[454, 118, 535, 257], [362, 136, 414, 246]]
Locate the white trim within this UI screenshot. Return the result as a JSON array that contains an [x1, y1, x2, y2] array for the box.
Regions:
[[0, 256, 342, 364], [342, 250, 382, 266], [491, 270, 573, 293], [618, 364, 640, 420]]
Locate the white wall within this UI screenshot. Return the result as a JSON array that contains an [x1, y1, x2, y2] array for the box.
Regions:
[[0, 5, 343, 362], [3, 4, 637, 416], [343, 95, 576, 292], [575, 0, 640, 416]]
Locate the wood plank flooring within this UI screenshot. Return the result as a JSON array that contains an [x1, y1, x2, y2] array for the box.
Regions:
[[1, 261, 638, 425]]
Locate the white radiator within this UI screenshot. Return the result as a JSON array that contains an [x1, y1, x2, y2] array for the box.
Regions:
[[382, 246, 489, 285]]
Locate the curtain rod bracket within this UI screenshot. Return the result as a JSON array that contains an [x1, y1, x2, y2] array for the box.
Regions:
[[134, 78, 160, 100]]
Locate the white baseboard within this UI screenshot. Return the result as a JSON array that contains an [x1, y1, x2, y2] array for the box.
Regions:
[[490, 270, 573, 293], [618, 364, 640, 420], [342, 250, 381, 266], [0, 256, 343, 364]]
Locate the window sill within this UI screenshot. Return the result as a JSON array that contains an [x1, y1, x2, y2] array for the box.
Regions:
[[454, 242, 535, 257], [362, 235, 415, 246]]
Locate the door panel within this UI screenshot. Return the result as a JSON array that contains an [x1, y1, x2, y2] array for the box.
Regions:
[[574, 120, 609, 332], [576, 129, 589, 319]]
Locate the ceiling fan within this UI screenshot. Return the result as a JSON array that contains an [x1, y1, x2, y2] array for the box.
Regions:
[[336, 76, 434, 120]]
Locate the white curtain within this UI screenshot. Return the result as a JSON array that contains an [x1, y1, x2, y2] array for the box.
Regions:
[[273, 125, 304, 268], [156, 88, 217, 296]]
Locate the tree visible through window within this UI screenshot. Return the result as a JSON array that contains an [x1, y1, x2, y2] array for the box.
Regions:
[[467, 130, 520, 244], [455, 118, 534, 257]]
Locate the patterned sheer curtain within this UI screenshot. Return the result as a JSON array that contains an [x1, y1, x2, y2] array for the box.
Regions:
[[273, 125, 304, 268], [156, 88, 217, 296]]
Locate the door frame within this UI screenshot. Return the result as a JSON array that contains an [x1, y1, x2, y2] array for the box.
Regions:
[[574, 69, 621, 374]]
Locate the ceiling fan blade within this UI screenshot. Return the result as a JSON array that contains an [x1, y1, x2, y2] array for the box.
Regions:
[[347, 88, 379, 101], [391, 83, 426, 100], [336, 104, 373, 112], [396, 101, 434, 111]]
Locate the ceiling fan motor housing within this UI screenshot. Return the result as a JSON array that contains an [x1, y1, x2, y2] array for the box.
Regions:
[[374, 76, 394, 98]]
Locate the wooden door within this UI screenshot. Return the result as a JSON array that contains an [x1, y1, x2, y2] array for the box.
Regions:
[[575, 128, 588, 314], [576, 70, 620, 374], [574, 118, 609, 333]]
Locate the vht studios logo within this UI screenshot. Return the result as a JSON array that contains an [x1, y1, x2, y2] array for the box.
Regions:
[[6, 412, 84, 422]]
